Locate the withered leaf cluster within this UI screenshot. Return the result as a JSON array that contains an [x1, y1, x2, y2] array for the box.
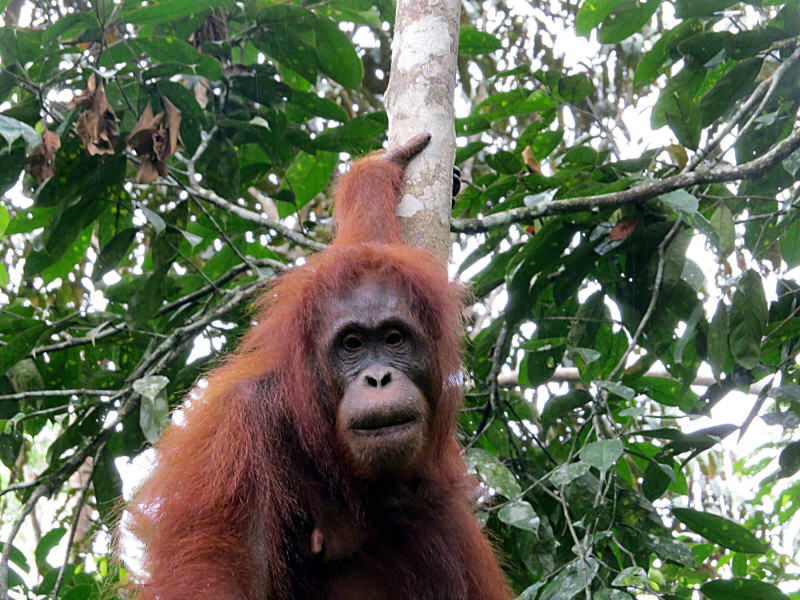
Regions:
[[72, 74, 120, 156], [27, 130, 61, 181], [126, 98, 183, 184]]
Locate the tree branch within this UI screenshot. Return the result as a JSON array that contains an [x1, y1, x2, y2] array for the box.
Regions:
[[187, 186, 326, 251], [0, 389, 116, 402], [452, 122, 800, 234]]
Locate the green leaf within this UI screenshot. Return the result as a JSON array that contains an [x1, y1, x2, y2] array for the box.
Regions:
[[126, 0, 234, 25], [634, 21, 701, 89], [92, 227, 137, 282], [35, 528, 65, 572], [729, 269, 767, 369], [596, 380, 635, 400], [132, 37, 222, 80], [673, 508, 768, 553], [699, 58, 762, 126], [576, 0, 625, 36], [660, 189, 698, 216], [664, 91, 701, 150], [595, 591, 633, 600], [134, 375, 170, 444], [289, 90, 348, 122], [708, 302, 729, 380], [640, 531, 695, 567], [598, 0, 660, 44], [778, 441, 800, 478], [459, 26, 502, 55], [541, 389, 592, 422], [579, 439, 623, 471], [676, 0, 739, 18], [281, 151, 338, 215], [550, 462, 591, 487], [700, 578, 789, 600], [466, 448, 521, 499], [498, 500, 540, 534], [315, 16, 364, 89], [556, 73, 594, 104], [611, 566, 647, 587], [780, 219, 800, 268], [783, 147, 800, 177], [0, 114, 40, 151], [0, 542, 28, 573], [0, 321, 47, 374], [539, 558, 599, 600], [475, 89, 557, 121], [0, 204, 9, 236], [643, 460, 674, 501], [710, 205, 736, 257]]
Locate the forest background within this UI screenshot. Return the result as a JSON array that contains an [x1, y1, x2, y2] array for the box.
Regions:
[[1, 1, 800, 599]]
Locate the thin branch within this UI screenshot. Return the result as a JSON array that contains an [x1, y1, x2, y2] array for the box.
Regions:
[[0, 389, 116, 402], [188, 186, 326, 251], [0, 484, 50, 598], [465, 322, 508, 449], [32, 323, 126, 356], [732, 45, 800, 159], [452, 123, 800, 233], [157, 257, 286, 316]]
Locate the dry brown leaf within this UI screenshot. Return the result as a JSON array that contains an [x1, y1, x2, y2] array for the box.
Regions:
[[27, 129, 61, 181], [73, 74, 119, 156], [609, 218, 638, 241], [163, 97, 182, 155], [126, 98, 182, 183]]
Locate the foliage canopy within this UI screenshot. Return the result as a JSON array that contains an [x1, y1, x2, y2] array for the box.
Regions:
[[1, 1, 800, 599]]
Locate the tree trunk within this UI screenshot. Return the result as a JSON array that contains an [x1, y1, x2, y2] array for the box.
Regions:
[[385, 0, 461, 257]]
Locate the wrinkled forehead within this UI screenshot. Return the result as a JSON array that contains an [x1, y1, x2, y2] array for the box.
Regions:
[[326, 273, 413, 332]]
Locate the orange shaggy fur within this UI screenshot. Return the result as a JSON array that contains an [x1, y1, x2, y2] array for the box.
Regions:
[[126, 139, 513, 600]]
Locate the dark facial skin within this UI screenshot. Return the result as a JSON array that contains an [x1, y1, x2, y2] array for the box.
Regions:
[[326, 276, 434, 477]]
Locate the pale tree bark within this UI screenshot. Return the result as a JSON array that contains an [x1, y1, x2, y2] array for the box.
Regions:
[[386, 0, 461, 257]]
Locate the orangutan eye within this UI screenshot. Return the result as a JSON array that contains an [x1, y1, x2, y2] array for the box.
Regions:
[[342, 334, 364, 351], [384, 330, 404, 347]]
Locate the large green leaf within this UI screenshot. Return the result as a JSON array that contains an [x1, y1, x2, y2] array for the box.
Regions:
[[0, 114, 39, 151], [459, 26, 502, 54], [729, 269, 768, 369], [125, 0, 234, 25], [281, 151, 338, 216], [598, 0, 660, 44], [132, 37, 222, 80], [315, 16, 364, 89], [579, 439, 624, 471], [701, 578, 789, 600], [672, 508, 768, 553], [576, 0, 626, 36]]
